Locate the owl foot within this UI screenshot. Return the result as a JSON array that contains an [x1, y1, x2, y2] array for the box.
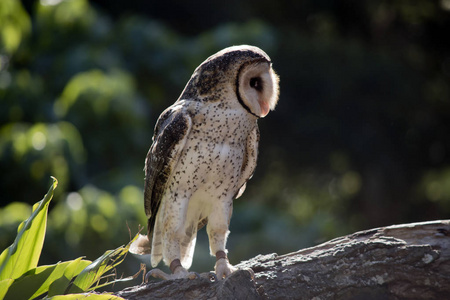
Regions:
[[145, 259, 199, 281], [215, 258, 237, 279], [215, 251, 237, 280]]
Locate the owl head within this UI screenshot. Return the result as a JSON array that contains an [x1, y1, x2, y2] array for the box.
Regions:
[[180, 45, 280, 118]]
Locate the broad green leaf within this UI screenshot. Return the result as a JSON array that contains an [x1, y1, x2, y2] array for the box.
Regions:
[[46, 293, 125, 300], [48, 258, 92, 296], [3, 258, 91, 300], [0, 279, 14, 299], [0, 177, 58, 281], [68, 234, 138, 293], [4, 262, 66, 300]]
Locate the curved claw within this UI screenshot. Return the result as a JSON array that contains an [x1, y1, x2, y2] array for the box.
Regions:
[[244, 267, 255, 280], [144, 270, 152, 283], [145, 269, 171, 282]]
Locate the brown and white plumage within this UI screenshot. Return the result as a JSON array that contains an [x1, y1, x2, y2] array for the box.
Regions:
[[130, 45, 279, 280]]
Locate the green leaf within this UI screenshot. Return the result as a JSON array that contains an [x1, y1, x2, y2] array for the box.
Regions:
[[0, 177, 58, 281], [3, 258, 91, 300], [5, 262, 66, 300], [46, 293, 125, 300], [0, 279, 14, 299], [67, 234, 138, 293], [48, 258, 92, 296]]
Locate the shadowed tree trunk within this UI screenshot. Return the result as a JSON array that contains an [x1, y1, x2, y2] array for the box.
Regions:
[[116, 220, 450, 299]]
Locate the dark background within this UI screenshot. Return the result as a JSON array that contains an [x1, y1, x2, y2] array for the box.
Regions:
[[1, 0, 449, 286]]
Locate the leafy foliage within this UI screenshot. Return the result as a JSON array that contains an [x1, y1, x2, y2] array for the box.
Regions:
[[0, 178, 134, 299], [0, 177, 57, 282]]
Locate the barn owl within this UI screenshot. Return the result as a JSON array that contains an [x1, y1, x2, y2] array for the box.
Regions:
[[130, 45, 279, 280]]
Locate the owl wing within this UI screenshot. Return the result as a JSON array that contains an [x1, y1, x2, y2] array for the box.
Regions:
[[234, 124, 260, 199], [144, 105, 192, 236]]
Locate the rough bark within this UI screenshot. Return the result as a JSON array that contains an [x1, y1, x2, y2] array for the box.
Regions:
[[116, 220, 450, 300]]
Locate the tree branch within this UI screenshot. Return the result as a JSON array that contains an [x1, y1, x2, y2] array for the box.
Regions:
[[116, 220, 450, 299]]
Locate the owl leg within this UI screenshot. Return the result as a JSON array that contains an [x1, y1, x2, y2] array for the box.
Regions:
[[207, 202, 237, 279], [147, 237, 199, 280], [147, 224, 199, 281]]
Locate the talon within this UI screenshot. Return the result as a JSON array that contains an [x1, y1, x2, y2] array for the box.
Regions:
[[145, 270, 152, 282], [245, 268, 255, 280], [145, 268, 171, 281]]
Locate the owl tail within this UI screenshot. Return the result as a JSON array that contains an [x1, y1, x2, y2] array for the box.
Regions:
[[150, 215, 163, 268], [129, 234, 152, 255]]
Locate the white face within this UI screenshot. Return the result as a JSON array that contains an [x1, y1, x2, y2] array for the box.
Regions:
[[238, 62, 279, 118]]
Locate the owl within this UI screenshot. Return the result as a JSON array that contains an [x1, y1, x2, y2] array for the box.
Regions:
[[130, 45, 279, 280]]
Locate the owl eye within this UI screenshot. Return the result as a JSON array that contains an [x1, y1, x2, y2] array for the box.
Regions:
[[250, 77, 263, 92]]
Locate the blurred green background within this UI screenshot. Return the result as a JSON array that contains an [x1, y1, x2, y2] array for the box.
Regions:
[[1, 0, 450, 286]]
